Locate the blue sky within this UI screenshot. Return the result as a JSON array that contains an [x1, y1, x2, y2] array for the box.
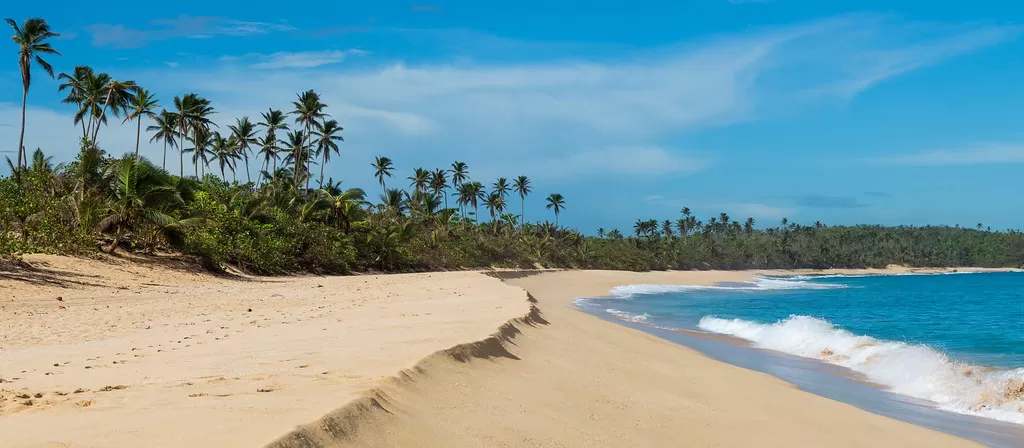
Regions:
[[3, 1, 1024, 233]]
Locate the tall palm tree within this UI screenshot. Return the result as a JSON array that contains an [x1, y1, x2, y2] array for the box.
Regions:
[[211, 132, 239, 181], [147, 110, 178, 170], [492, 177, 509, 199], [409, 167, 430, 192], [123, 88, 159, 161], [257, 109, 288, 184], [283, 130, 307, 185], [6, 18, 60, 173], [92, 78, 138, 145], [430, 168, 448, 209], [228, 116, 258, 184], [174, 94, 215, 178], [172, 94, 195, 177], [513, 175, 531, 228], [291, 89, 327, 191], [312, 119, 343, 187], [545, 193, 566, 227], [372, 156, 394, 192], [184, 128, 214, 178], [464, 181, 485, 223]]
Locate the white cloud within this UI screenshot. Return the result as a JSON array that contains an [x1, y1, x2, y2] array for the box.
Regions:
[[536, 146, 709, 180], [87, 16, 296, 49], [871, 143, 1024, 166], [248, 50, 367, 69]]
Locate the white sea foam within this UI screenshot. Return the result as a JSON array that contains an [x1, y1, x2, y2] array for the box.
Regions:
[[698, 315, 1024, 425], [605, 308, 651, 323], [607, 277, 846, 298]]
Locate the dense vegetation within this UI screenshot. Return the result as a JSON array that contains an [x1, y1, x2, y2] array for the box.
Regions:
[[3, 18, 1023, 273]]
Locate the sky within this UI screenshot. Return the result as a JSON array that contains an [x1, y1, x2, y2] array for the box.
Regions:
[[3, 0, 1024, 233]]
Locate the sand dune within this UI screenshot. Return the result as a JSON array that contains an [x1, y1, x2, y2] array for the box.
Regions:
[[0, 255, 528, 447], [1, 259, 989, 447]]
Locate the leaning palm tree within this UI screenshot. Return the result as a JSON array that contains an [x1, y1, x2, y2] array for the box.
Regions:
[[228, 116, 258, 184], [372, 155, 394, 192], [513, 175, 531, 228], [291, 89, 328, 191], [147, 110, 178, 170], [408, 167, 430, 192], [123, 88, 159, 161], [545, 193, 566, 227], [257, 108, 288, 184], [57, 65, 95, 139], [91, 78, 138, 145], [6, 17, 60, 173], [312, 119, 343, 187]]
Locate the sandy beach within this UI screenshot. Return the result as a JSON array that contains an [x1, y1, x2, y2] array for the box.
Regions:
[[1, 257, 999, 447]]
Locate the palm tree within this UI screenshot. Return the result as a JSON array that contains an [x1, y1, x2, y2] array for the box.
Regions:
[[57, 65, 95, 140], [744, 217, 755, 233], [291, 89, 328, 191], [283, 130, 307, 185], [430, 168, 448, 209], [176, 94, 215, 177], [92, 79, 138, 145], [6, 18, 60, 174], [466, 182, 485, 223], [492, 177, 509, 199], [450, 161, 469, 216], [147, 110, 178, 170], [545, 193, 566, 227], [372, 155, 394, 192], [123, 88, 159, 161], [211, 132, 239, 181], [312, 119, 343, 187], [228, 117, 258, 184], [257, 109, 288, 184], [409, 167, 430, 192], [184, 128, 214, 178], [485, 192, 506, 223], [97, 156, 184, 253], [172, 94, 196, 177], [513, 175, 531, 228]]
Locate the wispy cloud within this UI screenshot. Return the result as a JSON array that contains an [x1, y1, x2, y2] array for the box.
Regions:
[[87, 16, 295, 48], [535, 146, 709, 180], [864, 191, 891, 197], [411, 4, 444, 13], [871, 143, 1024, 166], [240, 50, 368, 69]]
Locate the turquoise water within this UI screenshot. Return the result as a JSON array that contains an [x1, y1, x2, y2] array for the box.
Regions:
[[579, 272, 1024, 425]]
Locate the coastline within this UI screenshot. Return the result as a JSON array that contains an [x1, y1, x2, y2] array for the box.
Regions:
[[1, 259, 1010, 447]]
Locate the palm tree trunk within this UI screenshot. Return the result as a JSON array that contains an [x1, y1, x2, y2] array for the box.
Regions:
[[521, 197, 525, 230], [162, 139, 167, 170], [244, 155, 251, 184], [92, 96, 112, 144], [272, 157, 278, 184], [179, 125, 185, 178], [16, 88, 27, 175], [319, 153, 326, 187], [134, 118, 142, 161]]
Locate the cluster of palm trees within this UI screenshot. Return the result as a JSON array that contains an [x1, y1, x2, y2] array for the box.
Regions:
[[6, 16, 571, 232], [371, 157, 566, 227]]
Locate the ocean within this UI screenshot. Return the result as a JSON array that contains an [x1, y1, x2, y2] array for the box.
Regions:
[[577, 272, 1024, 445]]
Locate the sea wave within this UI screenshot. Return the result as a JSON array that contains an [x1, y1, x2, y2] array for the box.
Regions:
[[607, 277, 846, 298], [605, 308, 651, 323], [698, 315, 1024, 425]]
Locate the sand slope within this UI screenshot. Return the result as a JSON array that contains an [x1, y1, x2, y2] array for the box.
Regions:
[[269, 270, 980, 448], [0, 255, 528, 447]]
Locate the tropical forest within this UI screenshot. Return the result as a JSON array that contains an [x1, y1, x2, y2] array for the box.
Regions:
[[3, 18, 1024, 274]]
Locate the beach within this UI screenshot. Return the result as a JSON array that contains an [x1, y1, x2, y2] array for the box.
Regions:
[[1, 257, 999, 447]]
